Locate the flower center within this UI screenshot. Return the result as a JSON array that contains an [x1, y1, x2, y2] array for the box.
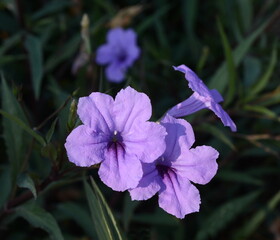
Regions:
[[118, 52, 127, 63], [108, 130, 125, 151], [156, 161, 175, 178]]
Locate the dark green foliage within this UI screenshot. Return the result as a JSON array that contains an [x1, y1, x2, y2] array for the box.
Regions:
[[0, 0, 280, 239]]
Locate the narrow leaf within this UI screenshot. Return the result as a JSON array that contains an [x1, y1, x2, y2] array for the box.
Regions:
[[84, 177, 124, 240], [234, 190, 280, 240], [0, 109, 46, 146], [196, 191, 261, 240], [24, 34, 43, 99], [209, 18, 270, 93], [1, 74, 28, 182], [46, 118, 58, 143], [44, 35, 80, 73], [123, 192, 140, 231], [198, 123, 235, 150], [16, 203, 64, 240], [0, 32, 22, 56], [246, 42, 278, 101], [56, 202, 97, 239], [32, 0, 72, 20], [243, 105, 277, 118], [84, 179, 113, 240], [217, 170, 263, 186], [90, 177, 123, 240], [0, 166, 12, 208], [217, 18, 237, 105], [17, 172, 37, 199]]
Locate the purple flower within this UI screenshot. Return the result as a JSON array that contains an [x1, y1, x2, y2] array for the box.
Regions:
[[130, 115, 219, 219], [167, 65, 237, 132], [65, 86, 166, 191], [96, 28, 140, 83]]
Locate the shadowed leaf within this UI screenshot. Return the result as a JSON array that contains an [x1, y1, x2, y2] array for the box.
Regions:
[[16, 203, 64, 240]]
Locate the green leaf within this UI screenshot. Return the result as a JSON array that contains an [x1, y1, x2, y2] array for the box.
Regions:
[[122, 192, 140, 231], [1, 74, 28, 181], [131, 208, 179, 226], [16, 203, 64, 240], [0, 32, 22, 56], [209, 18, 270, 93], [56, 202, 97, 239], [233, 190, 280, 240], [0, 55, 26, 65], [243, 104, 277, 119], [137, 5, 171, 35], [198, 123, 235, 150], [41, 143, 58, 161], [46, 118, 58, 143], [84, 177, 124, 240], [196, 46, 209, 74], [196, 191, 261, 240], [44, 35, 80, 73], [17, 172, 37, 199], [0, 109, 46, 146], [0, 166, 12, 208], [217, 170, 263, 186], [48, 77, 70, 138], [32, 0, 72, 20], [84, 180, 114, 240], [246, 41, 278, 101], [243, 56, 261, 86], [217, 18, 237, 105], [24, 34, 43, 99], [237, 0, 252, 31], [90, 177, 124, 240]]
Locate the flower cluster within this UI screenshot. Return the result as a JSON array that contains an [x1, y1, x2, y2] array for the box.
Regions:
[[65, 65, 236, 219]]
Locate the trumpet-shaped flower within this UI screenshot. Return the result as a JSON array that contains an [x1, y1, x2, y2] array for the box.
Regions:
[[130, 115, 219, 218], [65, 87, 166, 191], [96, 28, 140, 83], [167, 65, 236, 132]]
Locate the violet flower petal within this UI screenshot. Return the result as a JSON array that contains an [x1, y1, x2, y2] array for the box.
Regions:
[[173, 145, 219, 185], [173, 65, 211, 98], [158, 172, 201, 219], [129, 163, 162, 200], [65, 125, 108, 167], [124, 122, 166, 163], [77, 92, 114, 132], [210, 89, 224, 103], [167, 93, 206, 118], [209, 101, 237, 132], [96, 45, 115, 65], [161, 114, 194, 160], [114, 86, 151, 132], [98, 148, 143, 191], [105, 62, 126, 83]]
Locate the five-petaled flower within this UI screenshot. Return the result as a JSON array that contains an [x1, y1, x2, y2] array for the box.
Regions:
[[65, 87, 166, 191], [96, 28, 140, 83], [167, 65, 237, 132], [129, 114, 219, 219]]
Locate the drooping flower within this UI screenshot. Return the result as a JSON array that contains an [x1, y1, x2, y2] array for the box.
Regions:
[[65, 86, 166, 191], [96, 28, 140, 83], [167, 65, 237, 132], [129, 114, 219, 219]]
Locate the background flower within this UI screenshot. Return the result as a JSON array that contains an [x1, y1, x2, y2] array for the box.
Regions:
[[96, 28, 140, 83]]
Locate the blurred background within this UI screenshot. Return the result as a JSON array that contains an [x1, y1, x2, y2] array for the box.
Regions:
[[0, 0, 280, 239]]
